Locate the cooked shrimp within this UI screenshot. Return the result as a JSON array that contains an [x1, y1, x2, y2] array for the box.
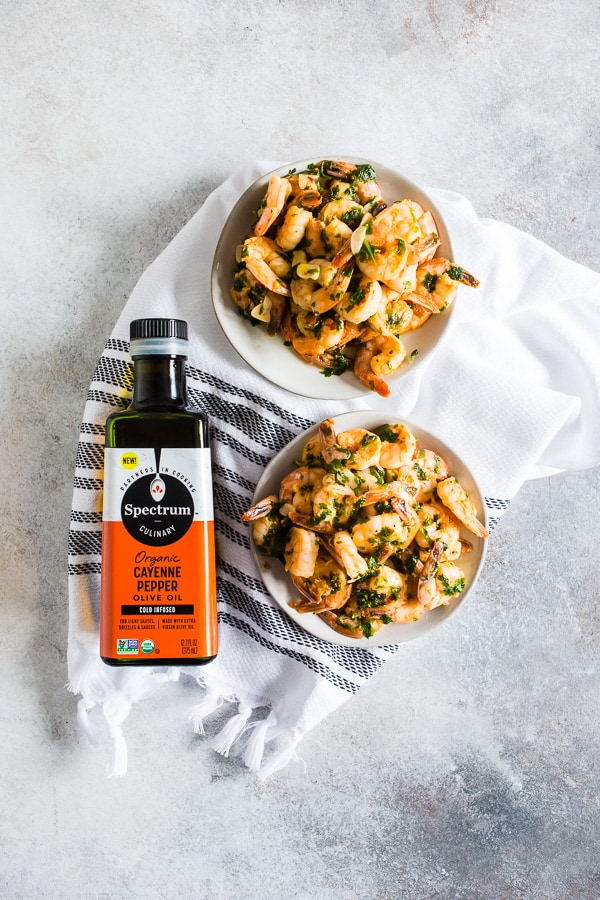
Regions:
[[279, 466, 326, 516], [410, 449, 449, 500], [436, 476, 489, 538], [377, 423, 418, 469], [352, 512, 419, 554], [300, 435, 326, 468], [291, 264, 353, 314], [303, 217, 327, 258], [367, 285, 414, 336], [415, 501, 463, 560], [290, 552, 350, 613], [418, 541, 466, 609], [283, 526, 320, 577], [287, 172, 322, 209], [291, 316, 345, 361], [407, 259, 480, 313], [241, 494, 278, 522], [242, 236, 291, 296], [311, 481, 357, 529], [337, 276, 382, 325], [318, 197, 364, 226], [353, 199, 440, 289], [254, 173, 292, 236], [276, 204, 313, 252], [319, 418, 382, 469], [327, 531, 371, 580], [319, 608, 383, 639], [360, 564, 407, 601], [230, 268, 266, 318], [322, 218, 354, 258], [241, 495, 283, 556], [324, 160, 384, 205], [354, 334, 406, 397], [356, 567, 425, 623]]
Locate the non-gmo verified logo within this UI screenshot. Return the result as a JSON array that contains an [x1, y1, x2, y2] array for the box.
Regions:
[[117, 639, 139, 655]]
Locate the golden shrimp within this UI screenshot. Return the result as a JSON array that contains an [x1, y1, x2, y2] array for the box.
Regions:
[[279, 465, 326, 516], [415, 501, 463, 560], [303, 216, 327, 258], [410, 448, 449, 500], [376, 423, 418, 469], [407, 259, 480, 313], [230, 268, 266, 318], [353, 200, 437, 287], [322, 218, 354, 258], [352, 512, 419, 554], [290, 551, 350, 614], [242, 236, 291, 296], [286, 171, 322, 209], [326, 531, 370, 580], [300, 434, 326, 468], [290, 264, 353, 314], [319, 418, 382, 470], [276, 204, 313, 252], [291, 316, 346, 362], [418, 541, 466, 610], [241, 495, 283, 557], [324, 160, 384, 205], [318, 197, 364, 226], [354, 333, 406, 397], [337, 276, 382, 325], [355, 565, 414, 621], [436, 476, 489, 538], [319, 607, 384, 639], [254, 173, 292, 236], [283, 526, 320, 578], [311, 478, 357, 525], [367, 285, 414, 336]]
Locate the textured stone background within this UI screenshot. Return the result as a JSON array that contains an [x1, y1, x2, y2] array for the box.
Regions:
[[1, 2, 599, 898]]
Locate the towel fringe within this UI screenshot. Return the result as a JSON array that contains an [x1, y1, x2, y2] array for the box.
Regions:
[[189, 689, 223, 735], [243, 712, 274, 772], [210, 702, 253, 757]]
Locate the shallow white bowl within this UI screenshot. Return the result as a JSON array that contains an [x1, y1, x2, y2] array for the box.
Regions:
[[248, 411, 488, 647], [211, 157, 454, 400]]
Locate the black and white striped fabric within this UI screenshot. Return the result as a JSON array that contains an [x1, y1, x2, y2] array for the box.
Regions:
[[68, 163, 600, 778]]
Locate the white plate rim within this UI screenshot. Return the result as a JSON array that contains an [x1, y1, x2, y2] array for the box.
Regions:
[[211, 157, 455, 400], [248, 411, 488, 647]]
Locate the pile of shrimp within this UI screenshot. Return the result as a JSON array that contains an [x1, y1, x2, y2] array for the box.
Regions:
[[242, 418, 489, 640], [231, 159, 479, 397]]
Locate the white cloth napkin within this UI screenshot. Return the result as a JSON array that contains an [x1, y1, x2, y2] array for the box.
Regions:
[[68, 161, 600, 778]]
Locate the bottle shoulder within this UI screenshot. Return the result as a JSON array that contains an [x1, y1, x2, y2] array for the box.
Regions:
[[105, 408, 210, 448]]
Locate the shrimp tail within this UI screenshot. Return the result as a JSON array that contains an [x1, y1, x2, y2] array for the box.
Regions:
[[241, 495, 278, 522]]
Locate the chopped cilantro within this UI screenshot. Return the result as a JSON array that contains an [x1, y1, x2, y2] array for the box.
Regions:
[[340, 207, 364, 229], [354, 163, 377, 182], [358, 240, 378, 263], [422, 272, 438, 293]]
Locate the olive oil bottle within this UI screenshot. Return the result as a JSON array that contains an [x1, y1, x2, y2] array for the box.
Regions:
[[100, 318, 218, 666]]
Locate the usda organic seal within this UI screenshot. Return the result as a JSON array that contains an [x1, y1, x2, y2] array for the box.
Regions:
[[141, 639, 155, 654]]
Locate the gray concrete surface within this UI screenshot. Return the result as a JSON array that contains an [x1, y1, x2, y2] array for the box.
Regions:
[[2, 2, 599, 898]]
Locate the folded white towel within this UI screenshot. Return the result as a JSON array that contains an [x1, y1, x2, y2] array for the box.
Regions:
[[67, 162, 600, 778]]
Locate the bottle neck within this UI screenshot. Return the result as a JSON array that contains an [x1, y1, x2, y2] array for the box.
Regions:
[[131, 355, 188, 409]]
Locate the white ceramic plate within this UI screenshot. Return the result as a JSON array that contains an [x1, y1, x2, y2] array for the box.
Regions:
[[249, 411, 488, 647], [211, 157, 455, 400]]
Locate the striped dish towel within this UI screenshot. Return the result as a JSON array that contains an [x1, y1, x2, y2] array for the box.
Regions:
[[68, 162, 600, 778]]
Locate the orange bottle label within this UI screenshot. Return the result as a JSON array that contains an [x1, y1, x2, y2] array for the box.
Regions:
[[100, 447, 217, 662]]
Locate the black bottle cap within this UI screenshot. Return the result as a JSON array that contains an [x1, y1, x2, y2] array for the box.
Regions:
[[130, 319, 188, 341]]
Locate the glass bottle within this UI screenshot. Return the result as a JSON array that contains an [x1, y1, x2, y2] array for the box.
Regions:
[[100, 318, 218, 666]]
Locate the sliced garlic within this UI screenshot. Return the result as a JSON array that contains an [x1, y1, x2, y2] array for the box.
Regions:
[[350, 212, 374, 257]]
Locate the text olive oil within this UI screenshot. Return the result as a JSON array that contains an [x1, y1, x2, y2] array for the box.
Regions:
[[100, 318, 218, 665]]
